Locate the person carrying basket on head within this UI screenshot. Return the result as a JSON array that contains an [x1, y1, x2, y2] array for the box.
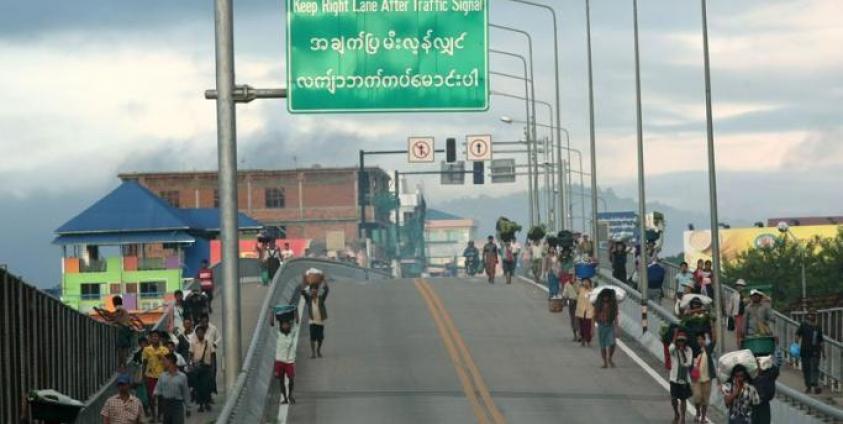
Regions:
[[301, 268, 329, 358]]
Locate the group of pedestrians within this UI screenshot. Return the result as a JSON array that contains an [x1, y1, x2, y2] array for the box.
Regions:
[[101, 259, 221, 424], [271, 268, 331, 406], [462, 235, 520, 284]]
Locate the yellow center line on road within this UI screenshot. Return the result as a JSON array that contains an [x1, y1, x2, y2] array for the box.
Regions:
[[414, 279, 490, 424], [416, 279, 507, 424]]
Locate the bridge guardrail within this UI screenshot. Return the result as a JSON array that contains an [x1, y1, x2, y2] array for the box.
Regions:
[[657, 260, 842, 393], [1, 265, 122, 423], [594, 257, 843, 422], [215, 258, 389, 424]]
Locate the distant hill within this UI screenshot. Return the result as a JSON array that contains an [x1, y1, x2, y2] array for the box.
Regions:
[[428, 184, 722, 256]]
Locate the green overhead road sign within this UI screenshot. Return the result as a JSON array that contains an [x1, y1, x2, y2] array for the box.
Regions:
[[286, 0, 489, 113]]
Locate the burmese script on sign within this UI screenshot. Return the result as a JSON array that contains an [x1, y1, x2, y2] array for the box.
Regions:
[[286, 0, 488, 112]]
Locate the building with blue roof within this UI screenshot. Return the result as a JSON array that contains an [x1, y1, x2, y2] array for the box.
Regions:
[[54, 180, 262, 315]]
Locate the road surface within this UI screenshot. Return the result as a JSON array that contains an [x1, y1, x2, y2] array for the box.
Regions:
[[277, 275, 676, 424]]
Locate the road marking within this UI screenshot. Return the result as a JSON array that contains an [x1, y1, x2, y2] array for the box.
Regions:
[[415, 279, 490, 424], [418, 279, 507, 424], [277, 295, 307, 424], [514, 276, 709, 422]]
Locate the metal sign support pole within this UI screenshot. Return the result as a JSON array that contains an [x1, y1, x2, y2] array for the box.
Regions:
[[212, 0, 242, 391]]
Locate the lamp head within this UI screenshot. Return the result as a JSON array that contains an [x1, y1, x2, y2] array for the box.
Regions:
[[499, 116, 513, 124]]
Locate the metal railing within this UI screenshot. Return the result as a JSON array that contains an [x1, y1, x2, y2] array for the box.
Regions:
[[215, 258, 389, 424], [0, 265, 119, 423], [653, 260, 843, 393], [594, 252, 843, 422]]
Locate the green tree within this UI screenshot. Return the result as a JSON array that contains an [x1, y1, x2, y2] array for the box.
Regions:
[[722, 228, 843, 310]]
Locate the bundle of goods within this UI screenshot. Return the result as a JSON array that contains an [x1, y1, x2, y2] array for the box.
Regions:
[[304, 267, 325, 286], [496, 216, 522, 242], [742, 335, 776, 357], [549, 295, 564, 313], [717, 349, 760, 383], [679, 294, 713, 310], [589, 285, 627, 304], [273, 304, 298, 323], [527, 225, 547, 242], [574, 260, 597, 280]]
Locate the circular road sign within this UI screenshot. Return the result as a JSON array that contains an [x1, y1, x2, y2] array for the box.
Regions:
[[408, 137, 435, 163], [466, 134, 492, 161]]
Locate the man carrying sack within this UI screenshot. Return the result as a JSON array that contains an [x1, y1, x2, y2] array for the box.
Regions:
[[302, 268, 329, 358]]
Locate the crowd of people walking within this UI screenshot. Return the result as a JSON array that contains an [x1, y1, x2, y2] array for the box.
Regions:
[[100, 259, 221, 423]]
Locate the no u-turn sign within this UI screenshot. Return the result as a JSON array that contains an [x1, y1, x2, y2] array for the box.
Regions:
[[408, 137, 435, 163]]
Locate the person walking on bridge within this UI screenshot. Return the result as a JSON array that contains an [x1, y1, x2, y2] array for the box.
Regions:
[[101, 373, 143, 424], [562, 278, 579, 341], [543, 246, 561, 297], [796, 310, 824, 394], [143, 331, 169, 422], [196, 260, 214, 313], [501, 240, 517, 284], [594, 288, 619, 368], [482, 235, 499, 284], [155, 353, 190, 424], [576, 278, 595, 346], [668, 332, 693, 424], [274, 318, 299, 404], [302, 273, 330, 358]]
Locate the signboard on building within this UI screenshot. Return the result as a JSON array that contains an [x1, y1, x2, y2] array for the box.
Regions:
[[490, 158, 515, 183], [440, 161, 465, 185], [465, 134, 492, 161], [408, 137, 435, 163], [684, 224, 842, 266], [597, 211, 638, 243], [286, 0, 489, 113]]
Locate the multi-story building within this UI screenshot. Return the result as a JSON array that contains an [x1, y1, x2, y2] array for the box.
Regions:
[[425, 209, 477, 272], [119, 166, 393, 254]]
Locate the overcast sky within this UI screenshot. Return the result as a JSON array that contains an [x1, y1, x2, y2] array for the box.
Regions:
[[1, 0, 841, 285]]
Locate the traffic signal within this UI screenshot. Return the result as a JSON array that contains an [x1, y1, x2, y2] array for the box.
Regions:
[[358, 171, 370, 205], [473, 161, 484, 185], [446, 138, 456, 163]]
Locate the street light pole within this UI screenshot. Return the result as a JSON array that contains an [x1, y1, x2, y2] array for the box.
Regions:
[[212, 0, 242, 391], [700, 0, 725, 355], [586, 0, 600, 248], [491, 49, 540, 225], [632, 0, 650, 333], [505, 0, 565, 231]]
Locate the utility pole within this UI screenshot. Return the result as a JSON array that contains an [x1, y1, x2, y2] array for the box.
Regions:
[[212, 0, 242, 391]]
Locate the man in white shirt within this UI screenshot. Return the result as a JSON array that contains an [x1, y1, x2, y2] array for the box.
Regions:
[[302, 275, 329, 358], [281, 242, 295, 261], [274, 319, 299, 404], [674, 262, 695, 299]]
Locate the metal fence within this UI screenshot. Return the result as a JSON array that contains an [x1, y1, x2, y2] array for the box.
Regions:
[[0, 265, 120, 423], [215, 258, 388, 424]]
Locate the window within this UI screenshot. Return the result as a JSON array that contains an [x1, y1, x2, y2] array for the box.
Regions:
[[139, 281, 166, 299], [213, 189, 219, 208], [159, 190, 180, 207], [265, 187, 285, 209], [80, 283, 102, 300]]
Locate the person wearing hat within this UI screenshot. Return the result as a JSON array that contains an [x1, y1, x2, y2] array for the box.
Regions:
[[101, 373, 143, 424], [744, 289, 773, 339], [727, 279, 748, 347], [668, 332, 693, 423]]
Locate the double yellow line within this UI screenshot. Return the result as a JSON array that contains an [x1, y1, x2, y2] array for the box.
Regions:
[[414, 279, 506, 424]]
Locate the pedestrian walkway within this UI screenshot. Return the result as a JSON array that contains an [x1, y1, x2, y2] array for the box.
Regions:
[[184, 275, 269, 423]]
